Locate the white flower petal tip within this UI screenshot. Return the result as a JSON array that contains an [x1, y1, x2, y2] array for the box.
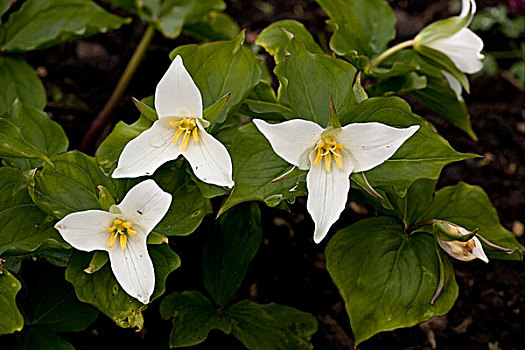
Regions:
[[54, 180, 171, 304], [183, 123, 234, 188], [155, 55, 203, 119]]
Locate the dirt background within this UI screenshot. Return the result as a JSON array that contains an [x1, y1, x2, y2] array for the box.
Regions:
[[4, 0, 524, 349]]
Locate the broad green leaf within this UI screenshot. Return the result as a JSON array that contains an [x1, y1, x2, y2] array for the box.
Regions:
[[152, 160, 212, 236], [256, 20, 323, 64], [0, 167, 69, 257], [66, 244, 180, 329], [367, 72, 428, 97], [0, 269, 24, 335], [169, 31, 261, 128], [23, 273, 98, 333], [220, 123, 307, 214], [416, 183, 524, 260], [160, 291, 232, 347], [0, 118, 53, 168], [390, 50, 476, 139], [0, 0, 129, 52], [16, 326, 74, 350], [341, 97, 474, 196], [274, 37, 356, 127], [203, 203, 262, 307], [183, 11, 240, 41], [5, 100, 68, 171], [227, 300, 318, 350], [241, 81, 294, 121], [0, 0, 10, 17], [0, 56, 45, 115], [137, 0, 225, 38], [29, 151, 117, 219], [316, 0, 396, 57], [326, 217, 458, 345]]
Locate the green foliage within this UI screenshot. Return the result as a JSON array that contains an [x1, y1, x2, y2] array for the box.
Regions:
[[0, 0, 129, 53], [471, 5, 525, 38], [183, 11, 240, 41], [326, 217, 458, 345], [203, 202, 262, 307], [0, 269, 24, 335]]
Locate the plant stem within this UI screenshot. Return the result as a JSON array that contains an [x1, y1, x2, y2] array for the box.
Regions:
[[79, 25, 156, 152], [371, 39, 415, 67], [405, 219, 437, 236]]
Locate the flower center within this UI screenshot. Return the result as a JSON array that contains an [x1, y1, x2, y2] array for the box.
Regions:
[[169, 117, 199, 151], [106, 219, 137, 250], [313, 135, 345, 172]]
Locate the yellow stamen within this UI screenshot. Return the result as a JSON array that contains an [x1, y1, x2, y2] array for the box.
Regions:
[[106, 219, 135, 250], [170, 117, 199, 151], [313, 135, 345, 173]]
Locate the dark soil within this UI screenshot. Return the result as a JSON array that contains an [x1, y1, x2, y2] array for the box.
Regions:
[[5, 0, 524, 349]]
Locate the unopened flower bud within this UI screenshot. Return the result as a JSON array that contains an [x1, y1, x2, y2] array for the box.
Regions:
[[433, 221, 488, 263], [433, 220, 477, 242]]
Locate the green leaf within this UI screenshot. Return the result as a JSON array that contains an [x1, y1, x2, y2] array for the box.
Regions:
[[137, 0, 225, 38], [83, 251, 108, 274], [24, 272, 98, 333], [5, 100, 68, 171], [416, 182, 524, 260], [0, 118, 53, 168], [152, 160, 212, 236], [316, 0, 396, 57], [29, 151, 118, 219], [0, 269, 24, 335], [256, 20, 323, 64], [227, 300, 318, 350], [203, 92, 231, 123], [66, 244, 180, 329], [0, 167, 69, 257], [220, 123, 307, 214], [203, 203, 262, 307], [241, 81, 295, 121], [0, 0, 11, 17], [160, 291, 232, 348], [326, 217, 458, 345], [274, 36, 356, 127], [183, 11, 240, 41], [132, 97, 158, 122], [0, 56, 46, 116], [415, 13, 470, 45], [16, 326, 74, 350], [169, 31, 262, 128], [0, 0, 129, 53], [367, 72, 428, 97], [341, 97, 473, 196]]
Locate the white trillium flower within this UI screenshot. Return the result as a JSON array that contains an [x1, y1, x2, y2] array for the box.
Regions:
[[424, 0, 484, 74], [436, 223, 489, 263], [112, 55, 234, 188], [254, 119, 419, 243], [54, 180, 172, 304]]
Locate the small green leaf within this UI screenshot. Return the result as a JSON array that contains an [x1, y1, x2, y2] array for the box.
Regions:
[[152, 160, 212, 236], [274, 36, 356, 127], [97, 185, 116, 212], [0, 56, 46, 116], [227, 300, 318, 350], [203, 203, 262, 307], [83, 251, 108, 274], [220, 123, 307, 214], [0, 269, 24, 335], [326, 217, 458, 345], [256, 20, 323, 64], [15, 327, 74, 350], [316, 0, 396, 57], [0, 167, 69, 257], [241, 81, 295, 121], [66, 244, 180, 329], [367, 72, 428, 97], [352, 72, 368, 104], [160, 291, 232, 348], [203, 93, 231, 123], [169, 31, 262, 128], [1, 0, 129, 53], [132, 97, 158, 122], [1, 0, 11, 17], [183, 11, 240, 41], [147, 232, 168, 245]]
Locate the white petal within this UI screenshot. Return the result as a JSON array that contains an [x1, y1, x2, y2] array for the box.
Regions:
[[112, 119, 181, 178], [182, 121, 234, 188], [426, 28, 484, 74], [155, 55, 203, 119], [253, 119, 324, 170], [306, 150, 354, 243], [460, 0, 476, 25], [117, 179, 172, 233], [339, 123, 419, 173], [108, 233, 155, 304], [471, 237, 489, 263], [442, 70, 464, 101], [54, 210, 117, 251]]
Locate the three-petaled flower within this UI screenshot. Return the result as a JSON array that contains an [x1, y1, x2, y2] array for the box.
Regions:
[[112, 55, 234, 188], [254, 118, 419, 243], [54, 180, 172, 304]]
